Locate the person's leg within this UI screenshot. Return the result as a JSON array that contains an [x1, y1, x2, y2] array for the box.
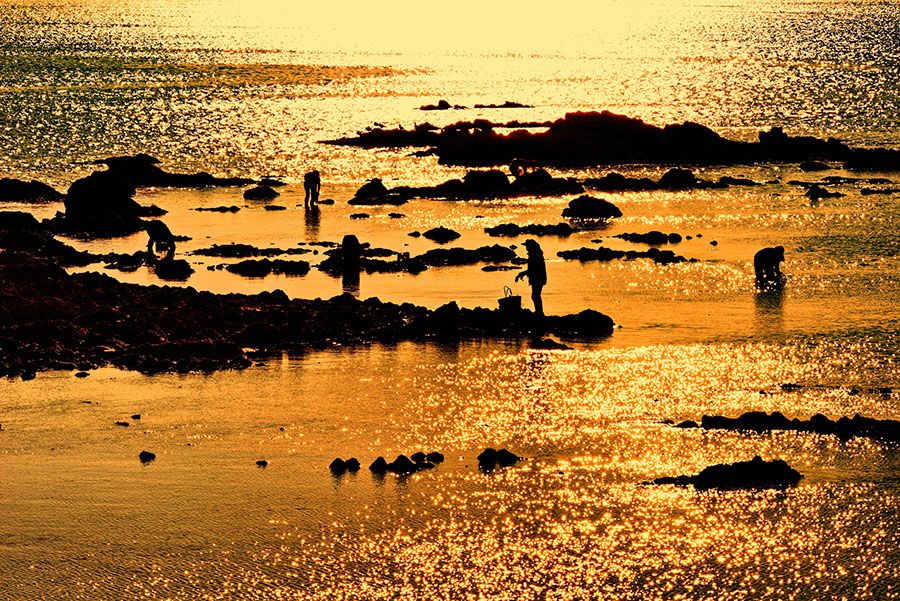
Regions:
[[532, 285, 544, 317]]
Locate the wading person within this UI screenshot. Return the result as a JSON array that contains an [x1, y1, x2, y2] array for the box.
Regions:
[[515, 239, 547, 317], [303, 169, 320, 207]]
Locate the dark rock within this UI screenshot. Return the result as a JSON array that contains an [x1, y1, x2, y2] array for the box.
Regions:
[[151, 259, 194, 281], [484, 222, 573, 237], [613, 231, 682, 245], [387, 454, 417, 474], [0, 178, 64, 203], [650, 456, 802, 490], [420, 99, 453, 110], [193, 205, 241, 213], [75, 371, 89, 378], [410, 451, 427, 463], [258, 178, 286, 187], [349, 178, 408, 205], [224, 259, 310, 278], [243, 185, 280, 201], [545, 310, 615, 338], [350, 213, 370, 220], [561, 195, 622, 219], [473, 101, 533, 109], [658, 168, 699, 189], [329, 458, 347, 473], [805, 184, 843, 200], [799, 160, 831, 172], [425, 452, 445, 463], [675, 420, 698, 428], [114, 421, 129, 427], [584, 172, 658, 192], [131, 414, 141, 420], [345, 458, 361, 472], [256, 459, 269, 468], [422, 227, 461, 244], [138, 450, 156, 463], [263, 205, 286, 211], [558, 245, 692, 265], [369, 456, 389, 474]]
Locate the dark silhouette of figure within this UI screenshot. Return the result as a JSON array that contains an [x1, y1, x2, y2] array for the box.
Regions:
[[515, 239, 547, 316], [145, 220, 175, 261], [754, 246, 785, 289], [304, 170, 320, 207], [340, 234, 361, 290]]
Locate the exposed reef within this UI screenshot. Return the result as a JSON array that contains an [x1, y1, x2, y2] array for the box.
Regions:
[[326, 111, 900, 170], [0, 216, 614, 379], [647, 456, 802, 490], [680, 410, 900, 442]]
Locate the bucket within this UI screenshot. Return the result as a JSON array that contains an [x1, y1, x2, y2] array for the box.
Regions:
[[498, 286, 521, 312]]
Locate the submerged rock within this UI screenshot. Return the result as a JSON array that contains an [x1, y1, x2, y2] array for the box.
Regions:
[[484, 222, 574, 237], [138, 450, 156, 463], [613, 231, 683, 245]]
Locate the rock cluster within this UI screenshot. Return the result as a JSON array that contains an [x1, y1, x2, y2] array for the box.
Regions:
[[477, 448, 520, 471], [368, 452, 445, 475], [484, 222, 574, 237], [685, 410, 900, 441], [558, 246, 694, 265]]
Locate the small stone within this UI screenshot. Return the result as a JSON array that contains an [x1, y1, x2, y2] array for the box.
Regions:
[[256, 460, 269, 468], [139, 450, 156, 463], [329, 458, 347, 473]]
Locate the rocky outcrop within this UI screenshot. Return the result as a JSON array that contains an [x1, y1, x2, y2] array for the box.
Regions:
[[243, 185, 279, 201], [648, 456, 802, 490], [328, 111, 900, 170], [0, 178, 64, 203]]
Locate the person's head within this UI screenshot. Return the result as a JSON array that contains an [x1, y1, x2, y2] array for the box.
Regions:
[[523, 239, 542, 254]]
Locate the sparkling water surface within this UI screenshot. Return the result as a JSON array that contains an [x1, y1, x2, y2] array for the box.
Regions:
[[3, 1, 900, 599]]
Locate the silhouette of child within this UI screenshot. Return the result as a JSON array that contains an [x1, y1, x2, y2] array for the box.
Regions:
[[515, 239, 547, 316], [304, 170, 321, 207]]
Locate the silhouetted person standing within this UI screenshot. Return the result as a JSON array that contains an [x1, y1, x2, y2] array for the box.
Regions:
[[304, 170, 320, 207], [515, 239, 546, 317]]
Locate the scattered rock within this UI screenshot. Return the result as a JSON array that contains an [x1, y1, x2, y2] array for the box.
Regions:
[[256, 460, 269, 468], [243, 185, 280, 201], [114, 421, 129, 427], [329, 458, 347, 473], [558, 245, 693, 265], [477, 447, 520, 471], [799, 160, 831, 172], [484, 223, 573, 237], [0, 178, 64, 203], [350, 213, 370, 220], [193, 205, 241, 213], [131, 414, 141, 420], [138, 450, 156, 463], [530, 338, 573, 350]]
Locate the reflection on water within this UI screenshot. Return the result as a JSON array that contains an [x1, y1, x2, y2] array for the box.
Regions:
[[4, 340, 900, 599], [754, 286, 785, 336]]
